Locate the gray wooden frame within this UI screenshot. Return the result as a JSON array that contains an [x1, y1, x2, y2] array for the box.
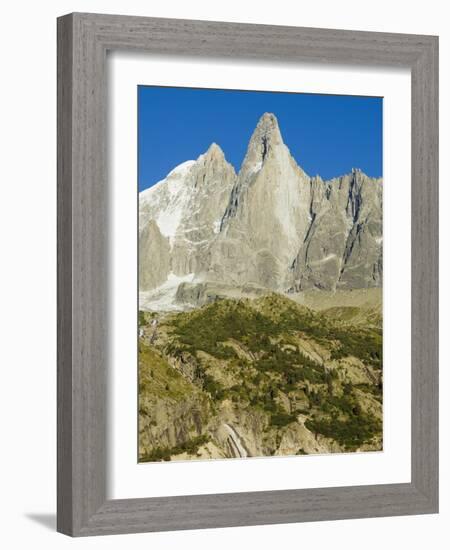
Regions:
[[57, 12, 439, 537]]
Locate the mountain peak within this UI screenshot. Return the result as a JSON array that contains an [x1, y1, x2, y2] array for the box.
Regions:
[[253, 113, 283, 149], [167, 160, 196, 178], [238, 113, 285, 177], [255, 112, 281, 134], [204, 142, 225, 160], [248, 113, 284, 160], [199, 143, 236, 179]]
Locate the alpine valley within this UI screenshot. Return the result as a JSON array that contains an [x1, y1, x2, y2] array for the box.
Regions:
[[138, 113, 383, 462]]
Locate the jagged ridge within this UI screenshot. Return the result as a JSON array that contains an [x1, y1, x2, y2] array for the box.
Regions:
[[139, 113, 382, 309]]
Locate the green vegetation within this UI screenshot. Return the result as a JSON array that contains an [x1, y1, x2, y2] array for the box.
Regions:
[[169, 296, 315, 356], [354, 382, 383, 399], [139, 343, 196, 400], [140, 435, 210, 462], [306, 414, 381, 450], [202, 373, 226, 401], [305, 392, 381, 450], [139, 293, 383, 460], [270, 412, 298, 427], [139, 310, 148, 327], [328, 327, 382, 369], [168, 295, 382, 369]]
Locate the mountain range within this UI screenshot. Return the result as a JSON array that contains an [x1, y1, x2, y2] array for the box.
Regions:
[[139, 112, 382, 311]]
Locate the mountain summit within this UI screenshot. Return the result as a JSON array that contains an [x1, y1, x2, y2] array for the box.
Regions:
[[246, 112, 284, 161], [238, 112, 297, 180], [139, 114, 382, 310]]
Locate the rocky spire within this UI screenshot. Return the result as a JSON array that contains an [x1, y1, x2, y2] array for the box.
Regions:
[[139, 111, 383, 300], [240, 113, 284, 177], [203, 142, 226, 160], [196, 142, 236, 183], [250, 112, 283, 152]]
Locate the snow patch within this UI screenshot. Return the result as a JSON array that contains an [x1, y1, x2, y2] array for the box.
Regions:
[[139, 159, 195, 203], [139, 160, 198, 245], [156, 207, 184, 241], [166, 272, 195, 287], [167, 160, 196, 178], [139, 272, 196, 312], [248, 160, 263, 176], [139, 182, 161, 203]]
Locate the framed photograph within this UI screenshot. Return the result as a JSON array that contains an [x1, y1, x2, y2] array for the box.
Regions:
[[57, 13, 438, 536]]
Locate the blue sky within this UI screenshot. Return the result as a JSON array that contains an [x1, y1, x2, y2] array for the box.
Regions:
[[138, 86, 382, 192]]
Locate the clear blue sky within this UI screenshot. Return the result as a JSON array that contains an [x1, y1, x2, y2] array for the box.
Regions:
[[138, 86, 382, 192]]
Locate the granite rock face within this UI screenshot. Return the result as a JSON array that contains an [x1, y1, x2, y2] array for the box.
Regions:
[[139, 144, 236, 292], [139, 113, 382, 309], [207, 113, 312, 291], [291, 169, 382, 291]]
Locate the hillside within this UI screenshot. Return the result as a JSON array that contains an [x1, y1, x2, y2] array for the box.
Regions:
[[139, 294, 382, 461]]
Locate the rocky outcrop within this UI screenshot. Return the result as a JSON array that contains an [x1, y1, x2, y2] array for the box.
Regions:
[[139, 113, 382, 309], [138, 295, 383, 461], [139, 393, 210, 455], [291, 169, 382, 291], [207, 113, 312, 290], [139, 144, 236, 291], [139, 219, 171, 289], [174, 280, 270, 308]]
